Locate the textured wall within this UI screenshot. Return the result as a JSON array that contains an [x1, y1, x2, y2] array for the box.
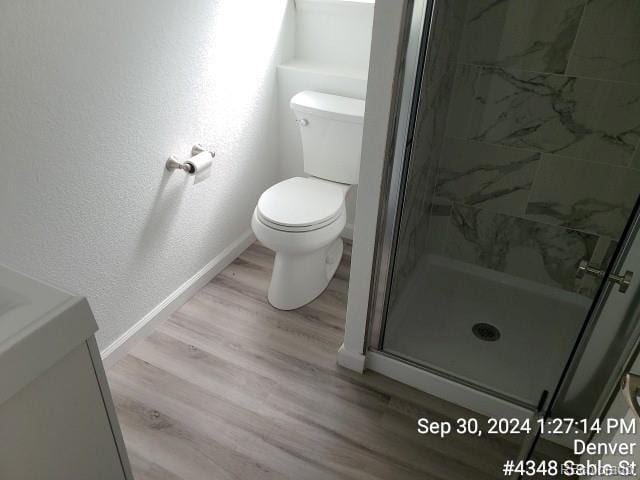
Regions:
[[0, 0, 295, 349], [294, 1, 374, 73]]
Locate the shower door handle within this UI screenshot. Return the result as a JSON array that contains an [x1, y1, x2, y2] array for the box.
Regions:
[[621, 373, 640, 420], [576, 260, 634, 293]]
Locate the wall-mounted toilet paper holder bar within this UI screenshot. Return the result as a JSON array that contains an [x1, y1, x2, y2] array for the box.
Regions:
[[166, 144, 215, 174]]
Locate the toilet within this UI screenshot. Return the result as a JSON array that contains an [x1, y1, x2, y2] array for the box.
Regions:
[[251, 90, 365, 310]]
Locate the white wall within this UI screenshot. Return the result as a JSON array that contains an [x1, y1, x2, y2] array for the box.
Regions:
[[0, 0, 295, 350], [277, 0, 375, 232], [294, 0, 374, 72]]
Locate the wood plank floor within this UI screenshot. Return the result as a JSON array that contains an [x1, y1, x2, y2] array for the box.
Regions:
[[107, 241, 526, 480]]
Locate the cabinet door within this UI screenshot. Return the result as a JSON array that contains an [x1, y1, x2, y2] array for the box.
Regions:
[[0, 343, 126, 480]]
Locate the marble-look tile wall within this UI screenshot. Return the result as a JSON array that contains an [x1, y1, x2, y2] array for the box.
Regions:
[[429, 0, 640, 297], [389, 0, 468, 305]]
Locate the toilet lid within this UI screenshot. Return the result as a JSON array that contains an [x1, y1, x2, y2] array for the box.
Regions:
[[257, 177, 345, 228]]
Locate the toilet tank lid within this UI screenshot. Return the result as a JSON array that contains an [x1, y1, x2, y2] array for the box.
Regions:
[[290, 91, 365, 124]]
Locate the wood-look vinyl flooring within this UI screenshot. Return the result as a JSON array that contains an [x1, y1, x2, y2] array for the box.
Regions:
[[107, 241, 528, 480]]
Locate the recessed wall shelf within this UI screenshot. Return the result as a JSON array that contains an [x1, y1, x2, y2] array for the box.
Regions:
[[295, 0, 375, 14], [279, 59, 368, 83], [278, 59, 368, 101]]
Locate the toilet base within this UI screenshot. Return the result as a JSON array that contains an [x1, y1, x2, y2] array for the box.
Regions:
[[268, 238, 343, 310]]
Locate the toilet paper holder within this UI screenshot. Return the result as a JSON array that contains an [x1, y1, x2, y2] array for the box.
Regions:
[[166, 144, 215, 174]]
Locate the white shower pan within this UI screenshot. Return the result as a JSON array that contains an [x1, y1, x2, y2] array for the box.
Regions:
[[382, 254, 591, 407]]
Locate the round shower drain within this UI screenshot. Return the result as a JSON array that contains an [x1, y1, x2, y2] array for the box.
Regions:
[[472, 323, 501, 342]]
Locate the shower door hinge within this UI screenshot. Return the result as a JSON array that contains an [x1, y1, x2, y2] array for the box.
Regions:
[[576, 260, 634, 293]]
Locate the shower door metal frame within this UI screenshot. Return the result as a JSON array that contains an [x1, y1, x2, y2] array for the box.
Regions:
[[546, 199, 640, 424], [366, 0, 435, 351], [364, 0, 604, 414], [365, 0, 640, 471], [362, 0, 540, 410], [365, 0, 548, 413]]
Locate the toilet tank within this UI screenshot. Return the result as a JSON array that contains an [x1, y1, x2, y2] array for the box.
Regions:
[[290, 91, 365, 185]]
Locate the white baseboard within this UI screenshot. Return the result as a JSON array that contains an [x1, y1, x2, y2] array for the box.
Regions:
[[101, 230, 256, 368], [337, 343, 366, 373], [365, 351, 532, 421], [341, 223, 354, 241]]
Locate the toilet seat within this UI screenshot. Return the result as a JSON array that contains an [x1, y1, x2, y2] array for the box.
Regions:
[[256, 177, 346, 233], [257, 209, 343, 232]]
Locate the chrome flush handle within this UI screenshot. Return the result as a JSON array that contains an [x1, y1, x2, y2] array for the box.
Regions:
[[576, 260, 634, 293]]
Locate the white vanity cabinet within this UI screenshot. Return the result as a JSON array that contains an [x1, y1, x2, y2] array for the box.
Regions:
[[0, 266, 133, 480]]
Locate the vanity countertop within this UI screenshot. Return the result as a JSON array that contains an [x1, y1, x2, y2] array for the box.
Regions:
[[0, 265, 97, 404]]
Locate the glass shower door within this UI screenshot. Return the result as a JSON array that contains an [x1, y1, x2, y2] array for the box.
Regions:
[[380, 0, 640, 409]]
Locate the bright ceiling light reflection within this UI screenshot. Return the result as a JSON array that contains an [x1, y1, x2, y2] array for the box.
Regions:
[[198, 0, 289, 138]]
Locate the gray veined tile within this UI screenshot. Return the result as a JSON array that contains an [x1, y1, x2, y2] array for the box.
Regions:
[[566, 0, 640, 83], [574, 0, 640, 38], [393, 0, 468, 292], [632, 147, 640, 170], [459, 0, 585, 74], [425, 203, 452, 255], [445, 204, 599, 295], [435, 138, 540, 216], [446, 65, 640, 165], [423, 0, 469, 87], [525, 155, 640, 238]]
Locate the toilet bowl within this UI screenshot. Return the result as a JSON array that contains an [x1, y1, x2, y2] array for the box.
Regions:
[[252, 91, 364, 310], [252, 176, 350, 310]]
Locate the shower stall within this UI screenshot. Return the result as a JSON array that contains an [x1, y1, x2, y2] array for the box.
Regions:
[[365, 0, 640, 455]]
